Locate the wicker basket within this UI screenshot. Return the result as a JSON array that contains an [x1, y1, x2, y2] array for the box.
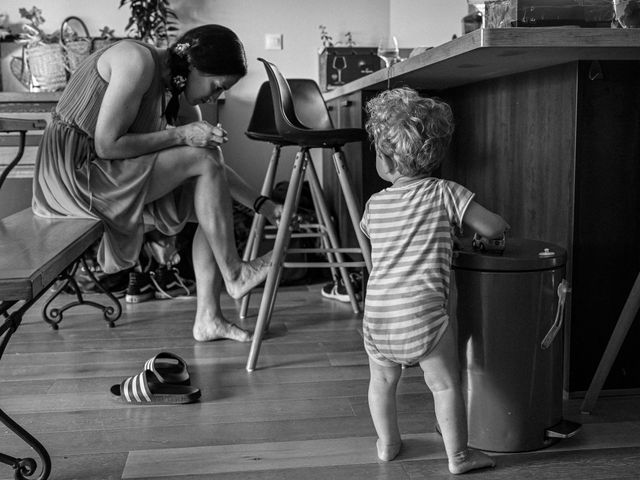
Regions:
[[63, 38, 92, 74], [25, 43, 67, 92], [9, 54, 31, 90], [60, 16, 92, 75]]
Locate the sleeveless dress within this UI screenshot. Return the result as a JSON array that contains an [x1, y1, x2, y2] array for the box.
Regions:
[[32, 40, 194, 273]]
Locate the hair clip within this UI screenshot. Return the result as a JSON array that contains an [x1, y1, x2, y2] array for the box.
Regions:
[[174, 42, 190, 57], [172, 75, 186, 90]]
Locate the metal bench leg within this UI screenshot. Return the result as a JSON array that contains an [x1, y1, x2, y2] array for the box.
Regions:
[[0, 310, 52, 480], [0, 407, 52, 480], [42, 256, 122, 329]]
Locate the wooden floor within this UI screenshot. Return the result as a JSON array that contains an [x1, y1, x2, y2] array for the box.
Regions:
[[1, 283, 639, 480]]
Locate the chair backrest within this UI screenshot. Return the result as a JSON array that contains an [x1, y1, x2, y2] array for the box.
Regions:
[[247, 79, 333, 138], [257, 58, 334, 138]]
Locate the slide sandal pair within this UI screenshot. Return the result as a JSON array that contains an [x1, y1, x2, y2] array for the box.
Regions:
[[110, 352, 201, 405]]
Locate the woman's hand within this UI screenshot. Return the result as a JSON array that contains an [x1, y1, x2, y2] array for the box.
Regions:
[[180, 121, 228, 148]]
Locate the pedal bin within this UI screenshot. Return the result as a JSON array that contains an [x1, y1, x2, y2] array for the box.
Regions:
[[451, 237, 580, 452]]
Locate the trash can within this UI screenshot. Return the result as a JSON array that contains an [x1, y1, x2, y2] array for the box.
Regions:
[[451, 237, 580, 452]]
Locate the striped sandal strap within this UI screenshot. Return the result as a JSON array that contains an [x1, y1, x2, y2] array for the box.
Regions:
[[120, 370, 154, 403], [144, 351, 190, 385]]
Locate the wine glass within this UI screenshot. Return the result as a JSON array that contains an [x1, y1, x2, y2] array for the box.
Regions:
[[332, 55, 347, 85], [377, 35, 400, 69]]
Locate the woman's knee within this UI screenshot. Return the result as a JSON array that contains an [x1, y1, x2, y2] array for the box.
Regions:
[[185, 146, 225, 176]]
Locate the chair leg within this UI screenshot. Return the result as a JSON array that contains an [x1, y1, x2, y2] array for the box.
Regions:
[[247, 149, 307, 372], [240, 145, 281, 319], [306, 164, 339, 282], [305, 155, 361, 313], [332, 148, 372, 272]]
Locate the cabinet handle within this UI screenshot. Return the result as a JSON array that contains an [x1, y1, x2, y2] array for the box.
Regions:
[[327, 105, 334, 111], [340, 100, 352, 108]]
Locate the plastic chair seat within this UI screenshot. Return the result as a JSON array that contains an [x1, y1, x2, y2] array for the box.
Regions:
[[245, 130, 294, 145], [276, 127, 367, 149]]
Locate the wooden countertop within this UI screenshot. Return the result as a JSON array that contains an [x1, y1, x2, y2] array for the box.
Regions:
[[324, 27, 640, 100]]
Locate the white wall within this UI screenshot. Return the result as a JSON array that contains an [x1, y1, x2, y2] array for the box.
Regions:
[[0, 0, 469, 190], [390, 0, 469, 49]]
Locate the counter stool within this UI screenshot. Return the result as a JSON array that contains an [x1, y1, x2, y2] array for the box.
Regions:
[[245, 58, 372, 372], [240, 80, 358, 318]]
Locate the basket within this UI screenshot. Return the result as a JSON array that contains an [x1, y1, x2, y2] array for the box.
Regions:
[[25, 43, 67, 92], [9, 54, 31, 90], [60, 16, 92, 75]]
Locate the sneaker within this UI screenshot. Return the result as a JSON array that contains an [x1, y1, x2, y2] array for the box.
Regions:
[[321, 273, 362, 303], [150, 265, 195, 300], [125, 271, 155, 303]]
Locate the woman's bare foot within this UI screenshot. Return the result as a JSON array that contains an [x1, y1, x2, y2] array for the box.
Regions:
[[193, 318, 252, 342], [448, 448, 495, 474], [226, 251, 272, 299], [376, 439, 402, 462]]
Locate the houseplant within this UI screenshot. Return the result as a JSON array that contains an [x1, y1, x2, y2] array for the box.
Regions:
[[119, 0, 179, 46]]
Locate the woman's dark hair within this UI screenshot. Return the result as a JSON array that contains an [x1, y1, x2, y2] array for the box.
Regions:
[[164, 24, 247, 124]]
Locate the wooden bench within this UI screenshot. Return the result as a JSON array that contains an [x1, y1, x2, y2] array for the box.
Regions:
[[0, 117, 122, 480]]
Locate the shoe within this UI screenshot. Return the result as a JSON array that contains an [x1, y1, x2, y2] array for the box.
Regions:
[[110, 370, 201, 405], [97, 268, 132, 298], [150, 265, 195, 300], [125, 271, 155, 303], [321, 273, 362, 303]]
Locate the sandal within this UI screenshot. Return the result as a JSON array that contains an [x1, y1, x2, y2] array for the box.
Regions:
[[110, 370, 201, 405], [144, 351, 191, 385]]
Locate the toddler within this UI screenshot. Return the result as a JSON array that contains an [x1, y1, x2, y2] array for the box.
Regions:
[[362, 87, 509, 474]]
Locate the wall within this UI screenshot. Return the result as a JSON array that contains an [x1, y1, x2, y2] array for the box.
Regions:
[[390, 0, 469, 49], [1, 0, 468, 191]]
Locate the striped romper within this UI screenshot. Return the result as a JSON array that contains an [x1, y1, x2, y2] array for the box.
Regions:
[[360, 178, 474, 367]]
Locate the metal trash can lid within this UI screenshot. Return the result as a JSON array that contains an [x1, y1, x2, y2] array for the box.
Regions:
[[452, 237, 566, 272]]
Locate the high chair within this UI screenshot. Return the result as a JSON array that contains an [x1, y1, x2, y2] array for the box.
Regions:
[[245, 58, 372, 372], [240, 79, 359, 318]]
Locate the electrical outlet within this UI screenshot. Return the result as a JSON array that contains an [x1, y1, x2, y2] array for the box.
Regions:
[[265, 33, 283, 50]]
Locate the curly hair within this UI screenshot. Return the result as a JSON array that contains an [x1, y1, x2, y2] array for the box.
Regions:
[[164, 24, 247, 124], [365, 87, 454, 177]]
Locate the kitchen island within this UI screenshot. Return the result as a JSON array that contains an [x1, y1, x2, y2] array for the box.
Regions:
[[322, 27, 640, 394]]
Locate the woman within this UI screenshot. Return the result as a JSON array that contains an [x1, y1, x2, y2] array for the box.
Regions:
[[32, 25, 279, 342]]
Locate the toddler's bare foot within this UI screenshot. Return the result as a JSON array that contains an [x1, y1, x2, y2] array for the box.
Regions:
[[448, 448, 495, 474], [193, 318, 252, 342], [376, 439, 402, 462], [226, 251, 272, 299]]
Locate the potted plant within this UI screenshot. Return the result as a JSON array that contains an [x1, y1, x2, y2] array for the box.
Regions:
[[119, 0, 179, 47]]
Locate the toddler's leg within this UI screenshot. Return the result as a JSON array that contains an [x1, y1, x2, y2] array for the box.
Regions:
[[418, 325, 495, 474], [368, 359, 403, 461]]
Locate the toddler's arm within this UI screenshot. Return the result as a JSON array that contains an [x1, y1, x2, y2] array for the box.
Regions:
[[462, 201, 510, 238]]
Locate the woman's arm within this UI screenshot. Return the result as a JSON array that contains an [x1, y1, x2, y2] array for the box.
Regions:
[[462, 200, 510, 238], [93, 42, 223, 159]]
